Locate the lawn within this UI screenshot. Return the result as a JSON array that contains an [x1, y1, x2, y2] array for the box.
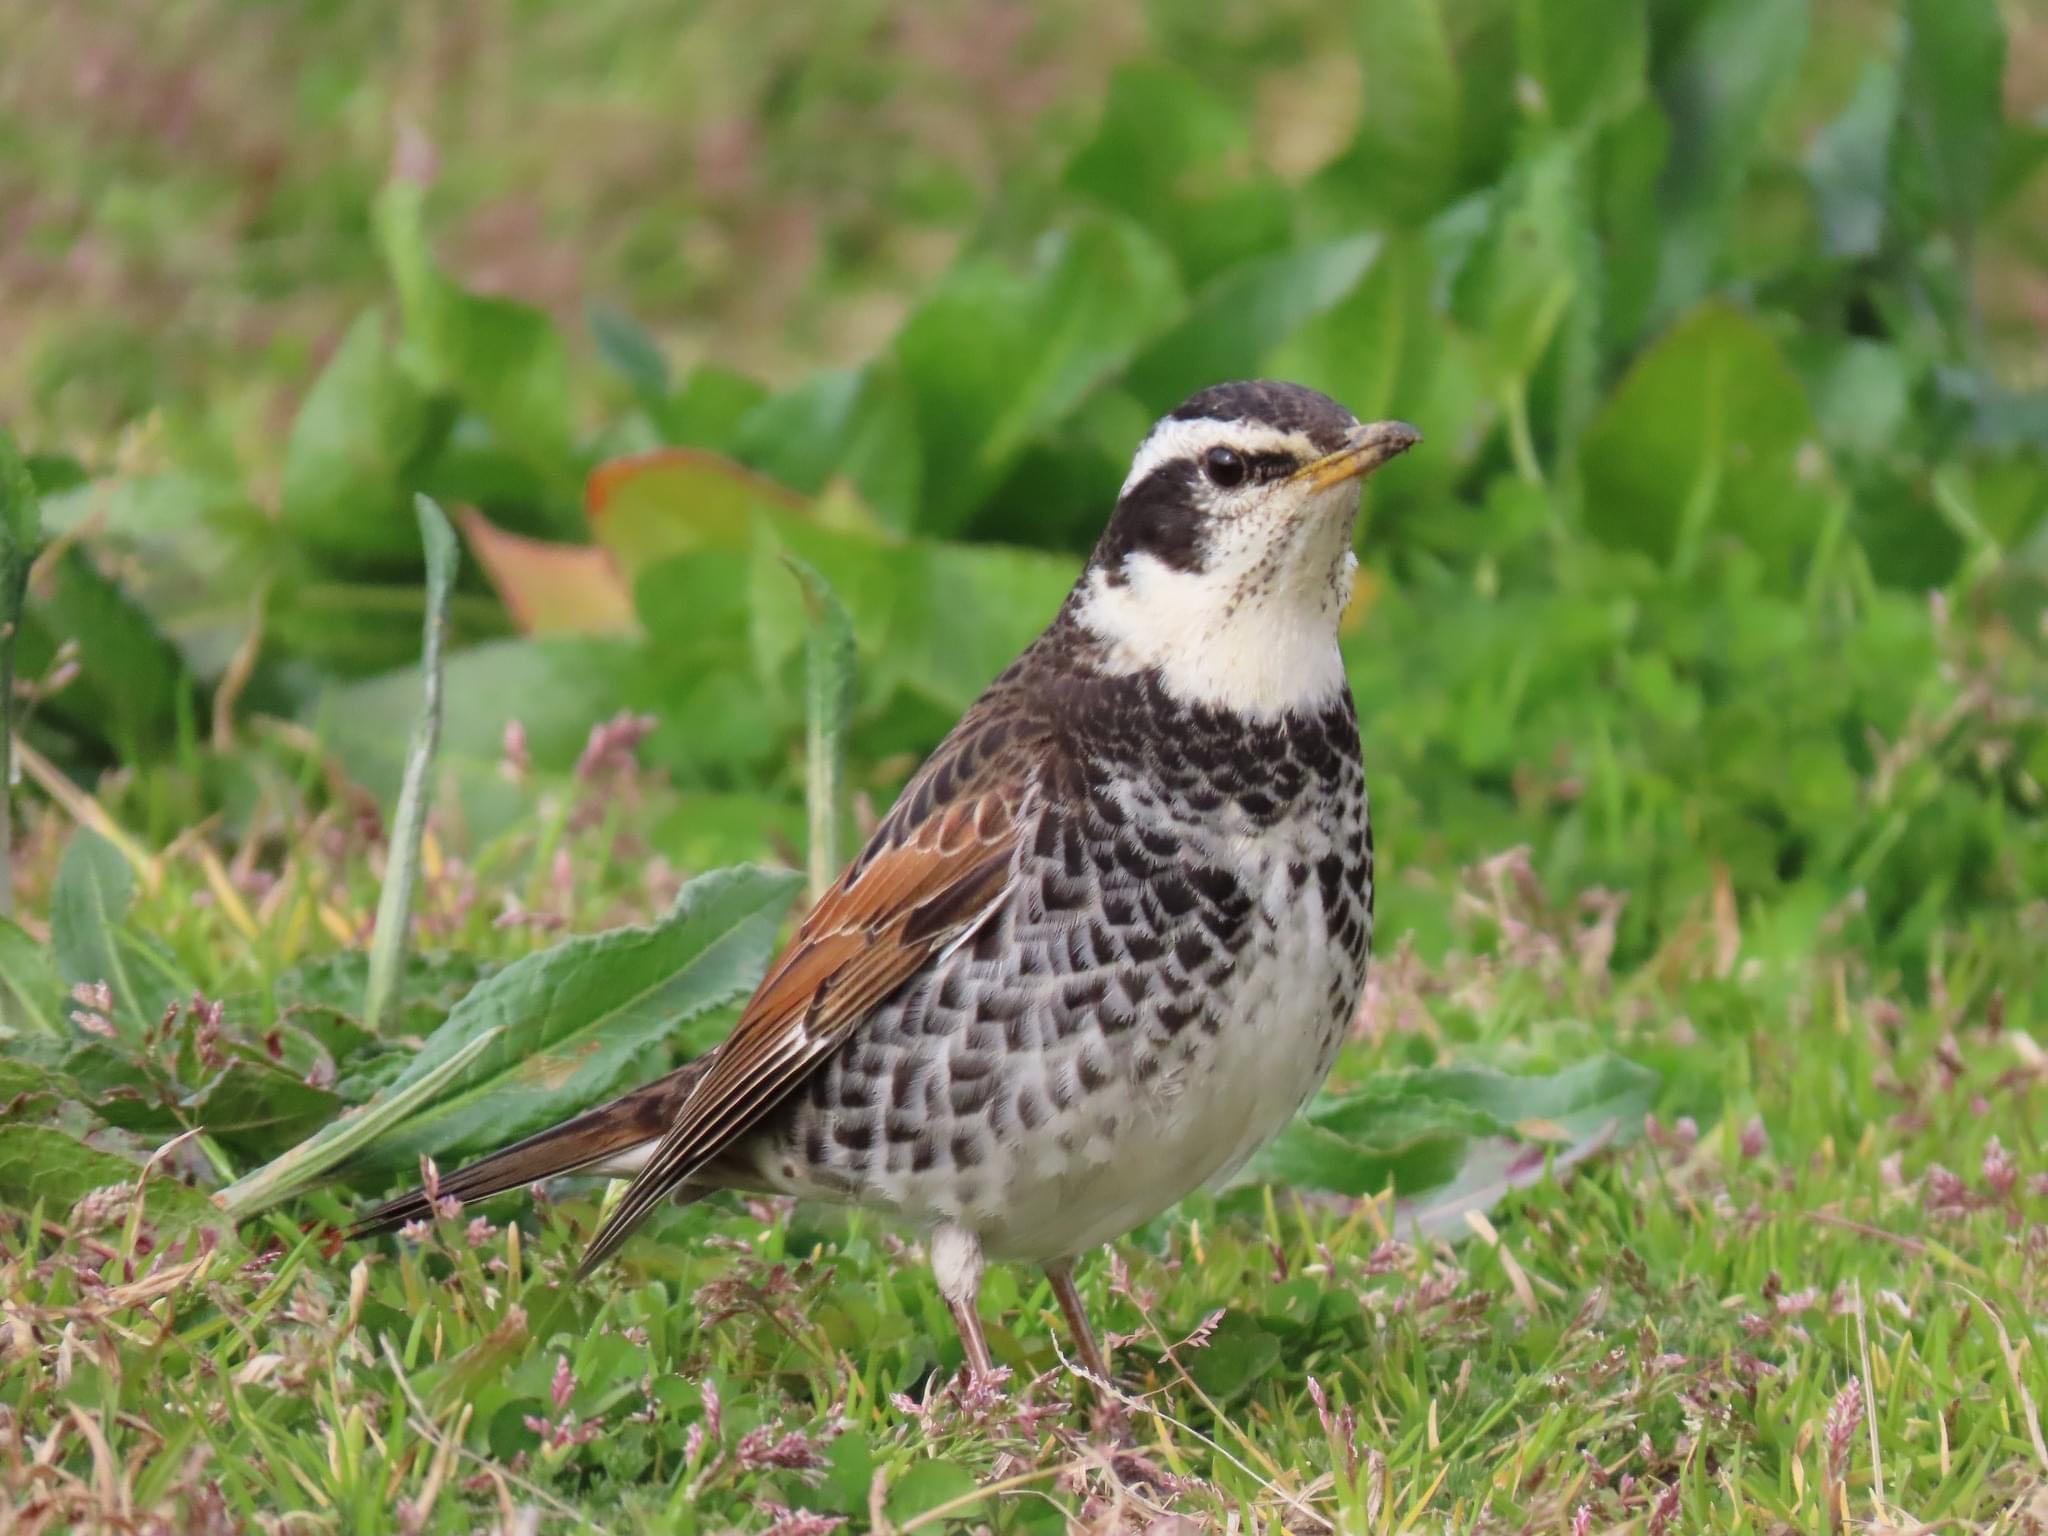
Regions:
[[1, 0, 2045, 1531]]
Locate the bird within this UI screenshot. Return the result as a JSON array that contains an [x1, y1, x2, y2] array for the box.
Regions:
[[357, 380, 1419, 1385]]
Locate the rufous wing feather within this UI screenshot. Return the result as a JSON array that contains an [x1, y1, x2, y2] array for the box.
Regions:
[[575, 781, 1024, 1275]]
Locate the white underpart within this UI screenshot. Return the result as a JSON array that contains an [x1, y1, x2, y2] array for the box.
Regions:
[[594, 1141, 658, 1176], [1085, 417, 1364, 720], [929, 1221, 985, 1309]]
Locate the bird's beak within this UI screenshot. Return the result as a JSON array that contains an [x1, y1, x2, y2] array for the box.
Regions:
[[1291, 420, 1423, 494]]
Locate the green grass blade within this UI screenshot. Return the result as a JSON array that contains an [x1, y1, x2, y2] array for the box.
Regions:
[[0, 428, 40, 943], [362, 495, 459, 1035], [213, 1025, 503, 1219], [785, 554, 855, 905]]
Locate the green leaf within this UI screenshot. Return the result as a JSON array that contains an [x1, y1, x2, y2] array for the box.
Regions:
[[893, 215, 1183, 534], [363, 498, 459, 1036], [755, 516, 1076, 724], [342, 864, 800, 1176], [785, 556, 855, 905], [1186, 1311, 1283, 1404], [1648, 0, 1809, 321], [280, 309, 436, 565], [215, 1025, 504, 1218], [51, 830, 188, 1039], [0, 917, 63, 1036], [587, 301, 671, 411], [376, 180, 578, 498], [1578, 303, 1842, 586], [185, 1054, 343, 1159], [16, 548, 200, 764], [1807, 57, 1899, 260], [1124, 234, 1381, 415], [884, 1458, 983, 1525], [0, 1124, 224, 1232], [1328, 0, 1460, 222], [1895, 0, 2007, 241], [660, 365, 769, 454], [1250, 1054, 1660, 1201], [1064, 63, 1292, 283], [1450, 142, 1586, 397], [1515, 0, 1645, 131], [588, 448, 803, 584], [311, 634, 646, 823]]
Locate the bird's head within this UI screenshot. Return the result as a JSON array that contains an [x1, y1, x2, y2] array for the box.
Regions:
[[1074, 380, 1419, 719]]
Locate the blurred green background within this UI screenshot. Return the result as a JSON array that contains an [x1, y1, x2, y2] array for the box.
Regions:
[[3, 4, 2048, 1527], [2, 0, 2044, 979]]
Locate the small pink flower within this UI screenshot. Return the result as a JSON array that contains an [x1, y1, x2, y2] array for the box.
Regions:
[[1981, 1138, 2018, 1199], [1739, 1115, 1768, 1159], [551, 1355, 576, 1413]]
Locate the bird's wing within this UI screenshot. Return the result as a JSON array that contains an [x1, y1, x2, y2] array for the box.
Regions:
[[577, 718, 1035, 1274]]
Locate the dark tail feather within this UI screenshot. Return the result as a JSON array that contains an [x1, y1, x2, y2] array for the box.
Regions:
[[349, 1059, 708, 1238]]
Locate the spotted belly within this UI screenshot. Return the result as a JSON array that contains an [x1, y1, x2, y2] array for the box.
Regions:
[[750, 782, 1372, 1262]]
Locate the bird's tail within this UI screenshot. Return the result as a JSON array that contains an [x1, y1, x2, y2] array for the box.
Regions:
[[350, 1058, 710, 1237]]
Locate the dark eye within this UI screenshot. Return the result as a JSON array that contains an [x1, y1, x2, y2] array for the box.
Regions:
[[1203, 445, 1246, 489]]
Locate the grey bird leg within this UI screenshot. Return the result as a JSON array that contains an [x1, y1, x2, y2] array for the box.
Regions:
[[931, 1223, 995, 1377], [1044, 1258, 1112, 1384]]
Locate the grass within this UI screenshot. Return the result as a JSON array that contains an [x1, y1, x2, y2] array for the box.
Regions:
[[2, 0, 2046, 1530], [2, 674, 2043, 1531]]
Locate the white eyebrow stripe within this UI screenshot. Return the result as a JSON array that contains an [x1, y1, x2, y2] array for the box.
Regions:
[[1118, 418, 1324, 497]]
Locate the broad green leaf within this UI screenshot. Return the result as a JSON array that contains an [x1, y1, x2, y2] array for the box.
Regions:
[[215, 1025, 504, 1217], [1515, 0, 1645, 131], [1064, 63, 1292, 282], [1186, 1311, 1283, 1404], [343, 864, 800, 1175], [587, 300, 671, 410], [1327, 0, 1460, 221], [1450, 143, 1585, 399], [16, 548, 199, 764], [1578, 303, 1842, 586], [0, 1057, 80, 1119], [1648, 0, 1809, 321], [0, 1124, 224, 1232], [377, 180, 579, 499], [659, 365, 768, 453], [893, 215, 1183, 534], [588, 448, 803, 584], [51, 829, 189, 1038], [363, 497, 459, 1036], [185, 1052, 342, 1158], [1250, 1054, 1659, 1200], [729, 365, 923, 529], [885, 1458, 983, 1525], [1895, 0, 2007, 241], [1807, 57, 1899, 260], [754, 516, 1076, 724], [0, 917, 63, 1036], [1124, 234, 1381, 415], [312, 634, 645, 814], [280, 309, 436, 565]]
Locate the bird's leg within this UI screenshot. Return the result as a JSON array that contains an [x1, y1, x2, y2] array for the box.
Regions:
[[931, 1223, 994, 1378], [1044, 1258, 1112, 1384]]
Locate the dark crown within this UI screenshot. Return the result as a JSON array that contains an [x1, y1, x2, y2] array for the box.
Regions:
[[1170, 380, 1358, 456]]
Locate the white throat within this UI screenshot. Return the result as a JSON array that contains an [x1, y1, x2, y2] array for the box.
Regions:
[[1075, 519, 1358, 720]]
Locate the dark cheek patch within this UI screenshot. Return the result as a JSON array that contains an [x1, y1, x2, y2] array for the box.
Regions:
[[1092, 461, 1207, 580]]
